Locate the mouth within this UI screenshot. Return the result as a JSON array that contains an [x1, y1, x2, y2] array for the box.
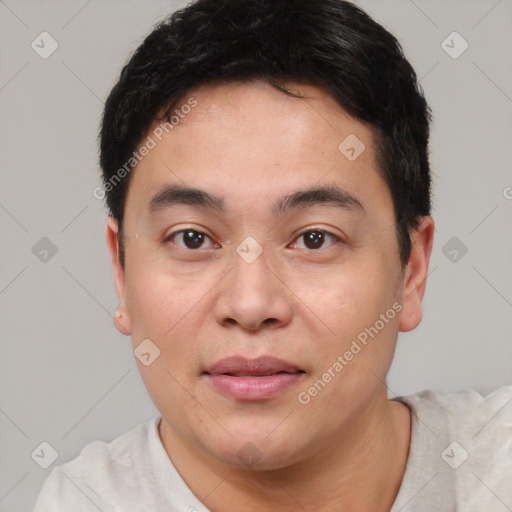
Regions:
[[203, 355, 305, 376], [202, 356, 306, 400], [205, 370, 305, 377]]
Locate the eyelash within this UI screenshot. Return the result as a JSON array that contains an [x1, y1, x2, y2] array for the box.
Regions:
[[163, 227, 342, 252]]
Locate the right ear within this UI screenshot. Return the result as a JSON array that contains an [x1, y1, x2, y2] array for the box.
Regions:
[[106, 216, 132, 336]]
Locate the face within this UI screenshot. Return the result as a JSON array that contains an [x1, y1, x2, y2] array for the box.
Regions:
[[107, 80, 432, 470]]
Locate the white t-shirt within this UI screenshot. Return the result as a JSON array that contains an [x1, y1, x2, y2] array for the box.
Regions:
[[33, 386, 512, 511]]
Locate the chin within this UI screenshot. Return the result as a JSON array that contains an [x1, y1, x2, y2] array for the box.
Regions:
[[199, 423, 307, 471]]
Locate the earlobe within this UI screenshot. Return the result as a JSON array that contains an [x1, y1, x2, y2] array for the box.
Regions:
[[398, 216, 435, 333], [106, 216, 132, 336], [113, 304, 132, 336]]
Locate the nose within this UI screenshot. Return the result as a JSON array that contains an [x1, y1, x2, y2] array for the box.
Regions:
[[213, 241, 293, 332]]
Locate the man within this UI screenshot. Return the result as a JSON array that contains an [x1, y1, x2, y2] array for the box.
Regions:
[[34, 0, 512, 510]]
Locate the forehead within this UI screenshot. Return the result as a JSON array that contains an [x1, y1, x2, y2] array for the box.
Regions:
[[124, 80, 393, 224]]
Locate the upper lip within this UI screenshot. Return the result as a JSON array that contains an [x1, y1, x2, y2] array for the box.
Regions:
[[203, 356, 305, 376]]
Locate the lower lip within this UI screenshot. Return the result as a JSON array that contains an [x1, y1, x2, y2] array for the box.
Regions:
[[205, 373, 304, 400]]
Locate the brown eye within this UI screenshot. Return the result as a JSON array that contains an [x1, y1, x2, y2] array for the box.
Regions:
[[291, 229, 340, 250], [165, 229, 216, 250]]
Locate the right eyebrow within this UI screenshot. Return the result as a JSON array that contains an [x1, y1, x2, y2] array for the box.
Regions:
[[148, 183, 225, 214]]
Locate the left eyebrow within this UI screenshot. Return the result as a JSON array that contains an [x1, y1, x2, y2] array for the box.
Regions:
[[147, 183, 365, 217], [272, 184, 365, 217]]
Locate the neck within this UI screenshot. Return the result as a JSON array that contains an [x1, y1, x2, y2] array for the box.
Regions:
[[159, 388, 411, 512]]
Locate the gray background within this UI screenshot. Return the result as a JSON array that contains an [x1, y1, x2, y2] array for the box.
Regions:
[[0, 0, 511, 510]]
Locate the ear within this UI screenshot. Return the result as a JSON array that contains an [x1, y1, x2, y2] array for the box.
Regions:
[[106, 216, 132, 336], [398, 216, 435, 332]]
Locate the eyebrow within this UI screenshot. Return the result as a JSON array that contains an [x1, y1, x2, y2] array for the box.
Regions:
[[147, 183, 365, 218]]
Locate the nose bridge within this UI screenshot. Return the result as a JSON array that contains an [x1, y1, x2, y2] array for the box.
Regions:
[[231, 235, 277, 296]]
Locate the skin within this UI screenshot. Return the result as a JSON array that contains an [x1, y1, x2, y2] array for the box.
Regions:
[[106, 79, 434, 511]]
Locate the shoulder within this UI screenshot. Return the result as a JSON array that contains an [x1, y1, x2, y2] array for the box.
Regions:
[[403, 384, 512, 434], [396, 385, 512, 508], [32, 416, 159, 512]]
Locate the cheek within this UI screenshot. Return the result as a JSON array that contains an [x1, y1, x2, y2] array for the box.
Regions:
[[310, 260, 401, 374], [124, 257, 200, 344], [312, 260, 392, 330], [297, 269, 400, 422], [124, 265, 204, 414]]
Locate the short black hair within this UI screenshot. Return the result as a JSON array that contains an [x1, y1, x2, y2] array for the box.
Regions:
[[99, 0, 432, 268]]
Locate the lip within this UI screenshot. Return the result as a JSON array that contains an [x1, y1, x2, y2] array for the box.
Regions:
[[203, 356, 305, 400]]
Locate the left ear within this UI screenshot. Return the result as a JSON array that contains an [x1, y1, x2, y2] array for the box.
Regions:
[[398, 216, 435, 332]]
